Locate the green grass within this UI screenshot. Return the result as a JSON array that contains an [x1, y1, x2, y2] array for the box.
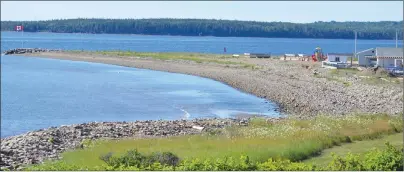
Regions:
[[314, 72, 352, 87], [303, 132, 403, 167], [328, 68, 360, 77], [324, 68, 402, 86], [25, 142, 404, 171], [325, 77, 352, 87], [31, 114, 402, 169], [89, 50, 255, 67]]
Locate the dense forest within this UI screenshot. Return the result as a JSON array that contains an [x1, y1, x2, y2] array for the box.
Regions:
[[1, 18, 403, 40]]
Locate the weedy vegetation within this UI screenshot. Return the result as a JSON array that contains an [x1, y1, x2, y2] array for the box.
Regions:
[[25, 114, 403, 171]]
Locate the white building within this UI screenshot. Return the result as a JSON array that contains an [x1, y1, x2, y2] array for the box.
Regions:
[[357, 47, 403, 68], [321, 53, 352, 69], [326, 53, 352, 63]]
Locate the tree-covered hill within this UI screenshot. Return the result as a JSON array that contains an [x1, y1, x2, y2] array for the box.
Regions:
[[1, 18, 402, 40]]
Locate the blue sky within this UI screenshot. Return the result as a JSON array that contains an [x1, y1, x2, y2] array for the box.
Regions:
[[1, 1, 402, 23]]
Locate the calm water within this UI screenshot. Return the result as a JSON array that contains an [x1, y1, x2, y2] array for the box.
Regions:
[[1, 31, 402, 55], [1, 55, 280, 138], [1, 32, 402, 137]]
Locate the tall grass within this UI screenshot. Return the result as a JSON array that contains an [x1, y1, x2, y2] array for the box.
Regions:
[[33, 114, 402, 168], [26, 142, 404, 171], [93, 51, 246, 65]]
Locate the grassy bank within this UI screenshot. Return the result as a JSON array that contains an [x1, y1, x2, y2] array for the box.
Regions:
[[304, 132, 403, 167], [26, 114, 402, 170], [68, 50, 260, 69], [27, 142, 403, 171]]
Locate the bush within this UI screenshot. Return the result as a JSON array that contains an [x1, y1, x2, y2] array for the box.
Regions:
[[96, 143, 403, 171], [177, 156, 256, 171], [99, 149, 146, 168], [28, 143, 403, 171], [327, 152, 364, 171], [326, 142, 403, 171], [146, 152, 180, 166], [257, 158, 315, 171], [99, 149, 180, 170], [362, 142, 403, 171]]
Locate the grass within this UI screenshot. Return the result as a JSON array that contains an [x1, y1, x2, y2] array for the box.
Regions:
[[303, 132, 403, 167], [323, 68, 402, 86], [89, 50, 262, 69], [325, 77, 352, 87], [314, 71, 352, 87], [87, 50, 257, 66], [32, 114, 402, 169], [328, 68, 360, 77]]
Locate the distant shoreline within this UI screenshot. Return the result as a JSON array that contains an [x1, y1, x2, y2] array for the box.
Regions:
[[16, 51, 403, 117], [2, 18, 402, 40], [2, 50, 402, 170], [2, 31, 403, 41]]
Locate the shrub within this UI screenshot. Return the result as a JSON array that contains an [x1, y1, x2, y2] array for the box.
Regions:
[[257, 158, 315, 171], [99, 149, 146, 168], [327, 152, 364, 171], [176, 156, 256, 171], [362, 142, 403, 171], [99, 152, 115, 166], [326, 142, 403, 171], [146, 152, 180, 166], [99, 149, 180, 170], [28, 143, 404, 171]]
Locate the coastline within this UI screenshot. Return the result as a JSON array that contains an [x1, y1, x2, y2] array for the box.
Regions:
[[1, 51, 403, 170], [16, 51, 404, 116], [3, 30, 393, 41], [1, 117, 274, 170]]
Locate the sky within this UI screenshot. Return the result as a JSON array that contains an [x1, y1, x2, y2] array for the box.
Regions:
[[1, 1, 403, 23]]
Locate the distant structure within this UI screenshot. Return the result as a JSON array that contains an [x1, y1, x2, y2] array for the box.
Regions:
[[321, 53, 352, 69], [249, 53, 271, 58], [326, 53, 352, 63], [356, 47, 403, 68]]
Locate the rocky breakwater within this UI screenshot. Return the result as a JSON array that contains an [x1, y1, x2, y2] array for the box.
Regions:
[[0, 117, 278, 170], [3, 48, 62, 55]]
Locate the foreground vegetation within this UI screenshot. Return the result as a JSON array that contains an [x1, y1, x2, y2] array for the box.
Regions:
[[27, 142, 403, 171], [304, 132, 403, 167], [25, 114, 403, 170], [1, 19, 402, 39]]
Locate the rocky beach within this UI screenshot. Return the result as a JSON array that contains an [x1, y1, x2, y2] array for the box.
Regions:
[[1, 117, 279, 170], [16, 51, 404, 116], [1, 50, 403, 170]]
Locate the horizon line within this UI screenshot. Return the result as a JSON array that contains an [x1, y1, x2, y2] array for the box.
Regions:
[[2, 18, 403, 24]]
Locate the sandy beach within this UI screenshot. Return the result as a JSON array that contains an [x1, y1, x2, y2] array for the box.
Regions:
[[18, 51, 403, 117]]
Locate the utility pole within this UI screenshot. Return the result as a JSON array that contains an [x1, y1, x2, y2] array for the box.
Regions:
[[396, 30, 398, 48], [352, 31, 357, 66], [21, 24, 24, 48]]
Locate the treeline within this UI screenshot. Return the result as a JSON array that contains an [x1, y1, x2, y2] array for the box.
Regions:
[[1, 18, 403, 40]]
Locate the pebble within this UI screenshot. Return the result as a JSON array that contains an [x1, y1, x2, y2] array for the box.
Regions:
[[0, 117, 281, 170]]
